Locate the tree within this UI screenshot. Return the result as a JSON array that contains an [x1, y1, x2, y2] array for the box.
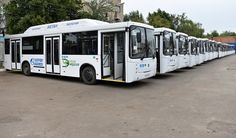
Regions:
[[123, 10, 145, 23], [147, 9, 175, 29], [220, 31, 236, 36], [205, 30, 219, 38], [4, 0, 84, 34], [84, 0, 115, 22], [175, 13, 204, 37], [211, 30, 219, 37], [147, 10, 205, 37], [0, 1, 4, 29]]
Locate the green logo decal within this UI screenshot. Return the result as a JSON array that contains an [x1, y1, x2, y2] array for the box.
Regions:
[[62, 58, 80, 67], [62, 59, 70, 67]]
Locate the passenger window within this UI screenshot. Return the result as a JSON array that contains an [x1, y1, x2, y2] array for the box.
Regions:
[[22, 36, 43, 54], [62, 33, 81, 55], [81, 31, 98, 55], [163, 31, 174, 56], [62, 31, 98, 55], [117, 32, 125, 63], [4, 39, 10, 54]]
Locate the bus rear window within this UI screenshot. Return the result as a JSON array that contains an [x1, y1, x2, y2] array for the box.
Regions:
[[5, 39, 10, 54]]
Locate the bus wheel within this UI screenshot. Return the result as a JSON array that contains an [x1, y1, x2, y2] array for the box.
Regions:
[[22, 62, 31, 76], [81, 66, 96, 85]]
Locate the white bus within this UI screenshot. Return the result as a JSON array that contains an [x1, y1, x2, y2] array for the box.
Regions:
[[207, 39, 213, 61], [209, 40, 217, 60], [229, 45, 235, 55], [154, 28, 178, 74], [188, 36, 198, 67], [212, 40, 218, 59], [224, 44, 235, 56], [202, 38, 209, 62], [176, 32, 189, 69], [198, 38, 205, 64], [217, 42, 223, 58], [4, 19, 157, 84]]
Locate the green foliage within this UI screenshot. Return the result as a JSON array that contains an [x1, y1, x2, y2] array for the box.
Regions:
[[220, 31, 236, 36], [147, 10, 204, 37], [205, 30, 236, 38], [0, 1, 4, 27], [205, 30, 219, 38], [4, 0, 84, 34], [124, 10, 145, 23], [212, 30, 220, 37], [84, 0, 115, 22], [147, 9, 175, 29], [175, 13, 204, 38]]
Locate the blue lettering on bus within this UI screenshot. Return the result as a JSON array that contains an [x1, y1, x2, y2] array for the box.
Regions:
[[47, 24, 58, 29], [30, 58, 44, 68], [66, 22, 79, 26]]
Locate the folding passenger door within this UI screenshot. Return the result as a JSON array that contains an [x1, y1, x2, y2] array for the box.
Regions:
[[11, 40, 21, 70], [101, 30, 125, 80], [45, 36, 60, 74]]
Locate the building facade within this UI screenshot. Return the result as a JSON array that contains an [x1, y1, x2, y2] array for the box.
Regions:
[[83, 0, 124, 22], [213, 36, 236, 53]]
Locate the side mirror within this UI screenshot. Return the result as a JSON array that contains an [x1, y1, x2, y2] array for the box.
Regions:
[[136, 32, 141, 43]]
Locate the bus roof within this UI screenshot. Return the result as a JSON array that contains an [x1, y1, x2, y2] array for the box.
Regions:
[[6, 19, 154, 38], [176, 32, 188, 37], [154, 27, 176, 34], [188, 36, 197, 40]]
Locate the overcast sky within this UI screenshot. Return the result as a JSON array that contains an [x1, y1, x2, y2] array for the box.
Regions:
[[123, 0, 236, 34]]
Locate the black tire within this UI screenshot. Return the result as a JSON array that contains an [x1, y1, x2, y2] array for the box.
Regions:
[[22, 62, 31, 76], [81, 66, 96, 85]]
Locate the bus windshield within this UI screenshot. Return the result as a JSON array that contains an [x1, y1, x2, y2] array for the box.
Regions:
[[163, 31, 175, 56], [199, 41, 204, 54], [178, 35, 188, 55], [130, 26, 155, 59], [146, 29, 155, 58], [204, 41, 208, 52], [190, 39, 197, 55]]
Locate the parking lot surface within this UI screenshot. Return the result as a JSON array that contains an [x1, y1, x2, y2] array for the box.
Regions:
[[0, 55, 236, 138]]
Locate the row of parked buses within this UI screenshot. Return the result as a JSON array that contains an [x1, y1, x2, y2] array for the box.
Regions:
[[155, 27, 235, 74], [3, 19, 235, 84]]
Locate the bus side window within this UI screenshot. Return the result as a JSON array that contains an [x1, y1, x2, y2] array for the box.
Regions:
[[81, 31, 98, 55], [63, 31, 98, 55], [156, 35, 160, 53], [5, 39, 10, 54], [22, 36, 43, 54]]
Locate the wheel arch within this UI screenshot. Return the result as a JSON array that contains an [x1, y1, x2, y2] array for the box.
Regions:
[[79, 63, 96, 78], [21, 60, 30, 70]]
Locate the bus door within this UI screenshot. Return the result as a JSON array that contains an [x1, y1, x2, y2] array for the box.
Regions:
[[11, 40, 21, 70], [102, 32, 125, 80], [45, 36, 60, 74]]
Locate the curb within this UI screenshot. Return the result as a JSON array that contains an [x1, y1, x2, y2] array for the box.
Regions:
[[0, 69, 5, 72]]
